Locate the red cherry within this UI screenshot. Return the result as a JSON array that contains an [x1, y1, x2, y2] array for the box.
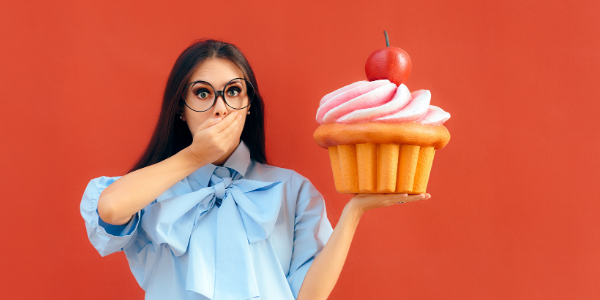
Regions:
[[365, 31, 412, 86]]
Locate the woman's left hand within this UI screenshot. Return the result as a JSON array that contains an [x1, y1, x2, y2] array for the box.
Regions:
[[347, 193, 431, 215]]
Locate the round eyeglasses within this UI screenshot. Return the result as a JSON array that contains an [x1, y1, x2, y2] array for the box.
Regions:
[[182, 78, 255, 112]]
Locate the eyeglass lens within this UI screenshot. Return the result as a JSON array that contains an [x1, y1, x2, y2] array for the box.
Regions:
[[185, 79, 254, 112]]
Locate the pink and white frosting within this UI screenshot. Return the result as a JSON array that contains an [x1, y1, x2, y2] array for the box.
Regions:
[[316, 80, 450, 125]]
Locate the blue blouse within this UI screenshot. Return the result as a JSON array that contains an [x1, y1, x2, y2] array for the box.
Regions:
[[80, 141, 333, 300]]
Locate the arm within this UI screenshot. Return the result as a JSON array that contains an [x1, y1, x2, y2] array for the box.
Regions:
[[97, 147, 206, 225], [99, 112, 243, 225], [80, 176, 144, 257], [296, 193, 430, 300]]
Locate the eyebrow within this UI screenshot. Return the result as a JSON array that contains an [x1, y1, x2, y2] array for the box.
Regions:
[[189, 78, 244, 85]]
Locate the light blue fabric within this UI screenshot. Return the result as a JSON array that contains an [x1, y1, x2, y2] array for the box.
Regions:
[[80, 141, 333, 300]]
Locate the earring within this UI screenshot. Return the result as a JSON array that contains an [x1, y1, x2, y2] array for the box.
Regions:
[[179, 115, 184, 121], [247, 111, 251, 115]]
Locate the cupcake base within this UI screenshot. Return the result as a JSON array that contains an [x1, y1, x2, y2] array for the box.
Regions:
[[328, 143, 436, 194]]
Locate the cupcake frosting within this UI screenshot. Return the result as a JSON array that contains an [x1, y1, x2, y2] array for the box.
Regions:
[[316, 80, 450, 125]]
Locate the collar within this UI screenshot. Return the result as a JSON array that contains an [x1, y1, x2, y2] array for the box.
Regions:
[[189, 140, 252, 188]]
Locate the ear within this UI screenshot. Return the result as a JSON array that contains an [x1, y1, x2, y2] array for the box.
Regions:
[[177, 107, 186, 121]]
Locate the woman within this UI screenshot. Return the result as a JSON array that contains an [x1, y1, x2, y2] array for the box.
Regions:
[[80, 39, 430, 300]]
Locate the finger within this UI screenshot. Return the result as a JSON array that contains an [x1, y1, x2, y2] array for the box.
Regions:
[[210, 111, 239, 133], [196, 117, 222, 132], [406, 194, 428, 202], [218, 114, 242, 138], [390, 193, 408, 204], [395, 193, 428, 204]]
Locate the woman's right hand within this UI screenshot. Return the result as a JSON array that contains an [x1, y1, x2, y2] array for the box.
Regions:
[[186, 111, 243, 165]]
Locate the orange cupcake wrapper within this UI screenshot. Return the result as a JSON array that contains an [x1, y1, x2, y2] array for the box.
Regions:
[[328, 143, 436, 194]]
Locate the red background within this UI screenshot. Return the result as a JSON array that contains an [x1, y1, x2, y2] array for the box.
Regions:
[[1, 0, 599, 299]]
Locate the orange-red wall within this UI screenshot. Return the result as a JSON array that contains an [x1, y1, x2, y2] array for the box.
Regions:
[[1, 0, 599, 299]]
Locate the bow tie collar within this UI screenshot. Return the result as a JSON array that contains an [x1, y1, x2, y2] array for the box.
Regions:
[[211, 167, 236, 207], [141, 166, 283, 299]]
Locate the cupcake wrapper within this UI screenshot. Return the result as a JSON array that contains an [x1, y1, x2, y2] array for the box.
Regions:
[[328, 143, 436, 194]]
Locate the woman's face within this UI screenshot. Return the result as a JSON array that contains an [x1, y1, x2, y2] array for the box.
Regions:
[[180, 58, 250, 164]]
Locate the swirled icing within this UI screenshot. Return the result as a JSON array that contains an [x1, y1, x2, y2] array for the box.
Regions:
[[316, 80, 450, 125]]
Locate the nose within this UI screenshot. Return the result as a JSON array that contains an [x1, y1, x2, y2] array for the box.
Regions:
[[213, 93, 228, 117]]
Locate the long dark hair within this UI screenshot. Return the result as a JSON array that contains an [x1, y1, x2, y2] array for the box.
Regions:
[[127, 39, 267, 174]]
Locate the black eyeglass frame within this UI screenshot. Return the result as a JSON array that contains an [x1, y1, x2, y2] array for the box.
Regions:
[[181, 78, 255, 112]]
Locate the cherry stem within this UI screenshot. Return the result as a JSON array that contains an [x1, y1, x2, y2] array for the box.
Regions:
[[384, 30, 390, 47]]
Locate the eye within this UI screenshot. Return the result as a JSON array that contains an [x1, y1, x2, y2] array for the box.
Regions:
[[195, 88, 211, 99], [227, 87, 241, 97]]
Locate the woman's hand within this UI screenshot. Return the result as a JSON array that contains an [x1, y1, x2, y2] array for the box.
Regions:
[[97, 114, 242, 225], [348, 193, 431, 215], [186, 111, 243, 165]]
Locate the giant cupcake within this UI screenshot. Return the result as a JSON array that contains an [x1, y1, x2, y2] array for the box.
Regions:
[[313, 34, 450, 194]]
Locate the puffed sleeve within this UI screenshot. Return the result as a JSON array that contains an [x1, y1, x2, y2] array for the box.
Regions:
[[286, 177, 334, 299], [80, 176, 141, 257]]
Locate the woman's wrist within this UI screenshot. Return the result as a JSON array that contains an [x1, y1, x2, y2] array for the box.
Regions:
[[344, 198, 366, 220], [181, 146, 209, 168]]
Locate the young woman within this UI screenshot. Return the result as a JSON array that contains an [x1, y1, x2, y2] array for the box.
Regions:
[[80, 39, 430, 300]]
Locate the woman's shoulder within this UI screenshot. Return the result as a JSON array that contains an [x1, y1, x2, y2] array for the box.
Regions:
[[250, 161, 308, 182], [250, 162, 320, 200]]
